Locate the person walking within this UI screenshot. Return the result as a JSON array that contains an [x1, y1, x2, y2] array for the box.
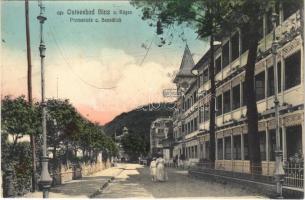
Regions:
[[150, 157, 157, 182], [156, 155, 168, 182]]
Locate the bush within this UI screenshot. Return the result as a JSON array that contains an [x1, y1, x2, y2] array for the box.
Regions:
[[2, 141, 33, 197]]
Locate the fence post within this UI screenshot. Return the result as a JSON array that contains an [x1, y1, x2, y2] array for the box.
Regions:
[[3, 166, 14, 197]]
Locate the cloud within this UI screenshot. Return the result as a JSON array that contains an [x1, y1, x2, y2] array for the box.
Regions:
[[1, 47, 176, 124]]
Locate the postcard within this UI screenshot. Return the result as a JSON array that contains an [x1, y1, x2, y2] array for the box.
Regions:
[[1, 0, 304, 199]]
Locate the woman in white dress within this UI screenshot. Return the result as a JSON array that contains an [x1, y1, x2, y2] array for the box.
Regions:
[[150, 158, 157, 181], [156, 156, 168, 182]]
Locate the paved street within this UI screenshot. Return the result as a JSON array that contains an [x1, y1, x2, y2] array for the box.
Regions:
[[97, 164, 266, 198], [24, 166, 124, 198]]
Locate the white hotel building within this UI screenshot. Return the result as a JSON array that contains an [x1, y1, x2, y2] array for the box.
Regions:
[[172, 3, 303, 176]]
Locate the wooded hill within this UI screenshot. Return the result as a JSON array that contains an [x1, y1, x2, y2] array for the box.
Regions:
[[103, 102, 174, 144]]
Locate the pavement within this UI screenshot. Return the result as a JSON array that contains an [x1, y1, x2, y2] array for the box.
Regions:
[[23, 164, 124, 198], [23, 163, 267, 198], [96, 164, 267, 198]]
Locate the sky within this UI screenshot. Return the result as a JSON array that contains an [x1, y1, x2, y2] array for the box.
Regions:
[[1, 0, 208, 125]]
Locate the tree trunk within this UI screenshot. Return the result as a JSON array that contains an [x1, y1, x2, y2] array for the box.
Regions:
[[209, 34, 216, 165], [244, 27, 261, 171]]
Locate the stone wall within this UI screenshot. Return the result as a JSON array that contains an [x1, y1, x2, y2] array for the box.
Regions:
[[51, 159, 111, 186], [81, 160, 111, 176]]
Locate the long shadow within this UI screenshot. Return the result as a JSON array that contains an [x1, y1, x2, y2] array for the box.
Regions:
[[50, 175, 112, 197], [122, 166, 263, 198]]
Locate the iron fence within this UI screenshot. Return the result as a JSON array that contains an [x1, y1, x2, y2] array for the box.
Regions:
[[283, 162, 303, 189], [190, 161, 304, 190]]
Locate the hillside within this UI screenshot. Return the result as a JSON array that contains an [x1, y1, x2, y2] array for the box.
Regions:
[[103, 103, 174, 143]]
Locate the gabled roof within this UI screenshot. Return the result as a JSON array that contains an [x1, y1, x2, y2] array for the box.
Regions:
[[173, 44, 195, 83]]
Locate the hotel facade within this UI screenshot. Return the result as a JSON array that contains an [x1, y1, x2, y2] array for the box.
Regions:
[[172, 4, 303, 176]]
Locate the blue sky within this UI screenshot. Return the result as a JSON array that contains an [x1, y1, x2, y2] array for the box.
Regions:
[[1, 0, 208, 124]]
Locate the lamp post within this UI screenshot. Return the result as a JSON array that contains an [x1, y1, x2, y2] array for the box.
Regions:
[[37, 0, 52, 198], [271, 8, 285, 199]]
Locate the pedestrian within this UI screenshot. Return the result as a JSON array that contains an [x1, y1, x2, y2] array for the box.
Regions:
[[156, 154, 168, 182], [173, 155, 178, 168], [150, 157, 157, 182]]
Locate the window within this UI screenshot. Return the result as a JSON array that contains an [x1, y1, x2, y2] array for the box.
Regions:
[[223, 90, 231, 114], [200, 144, 204, 159], [225, 137, 231, 160], [215, 56, 222, 74], [216, 95, 223, 116], [242, 81, 247, 106], [285, 51, 301, 90], [203, 68, 209, 83], [286, 125, 302, 160], [192, 146, 195, 158], [217, 139, 223, 160], [255, 71, 265, 101], [231, 32, 240, 61], [233, 135, 241, 160], [205, 141, 210, 159], [283, 1, 299, 20], [232, 84, 241, 110], [199, 106, 202, 123], [241, 32, 249, 54], [267, 62, 282, 97], [222, 42, 230, 68], [186, 148, 188, 158], [204, 104, 209, 122], [266, 9, 273, 34], [194, 118, 198, 130], [186, 123, 190, 133], [195, 146, 198, 158], [244, 135, 249, 160], [259, 131, 266, 161]]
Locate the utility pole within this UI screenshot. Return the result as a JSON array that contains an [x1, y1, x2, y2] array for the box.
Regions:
[[25, 0, 37, 192], [271, 6, 285, 198], [56, 76, 58, 98], [37, 0, 52, 198], [302, 0, 305, 195]]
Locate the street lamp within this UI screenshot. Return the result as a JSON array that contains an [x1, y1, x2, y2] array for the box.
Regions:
[[37, 0, 52, 198], [271, 8, 285, 199]]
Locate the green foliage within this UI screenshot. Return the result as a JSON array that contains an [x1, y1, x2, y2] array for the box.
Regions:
[[103, 102, 173, 157], [0, 95, 119, 197], [131, 0, 231, 42], [120, 132, 147, 161], [1, 138, 32, 196], [1, 95, 40, 144]]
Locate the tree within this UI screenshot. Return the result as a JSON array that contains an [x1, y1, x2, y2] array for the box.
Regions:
[[45, 99, 83, 168], [1, 96, 40, 147], [1, 95, 39, 195], [121, 132, 147, 161], [225, 0, 302, 169], [131, 0, 230, 163]]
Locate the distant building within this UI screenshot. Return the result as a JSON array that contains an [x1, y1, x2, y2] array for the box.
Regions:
[[150, 117, 173, 161]]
